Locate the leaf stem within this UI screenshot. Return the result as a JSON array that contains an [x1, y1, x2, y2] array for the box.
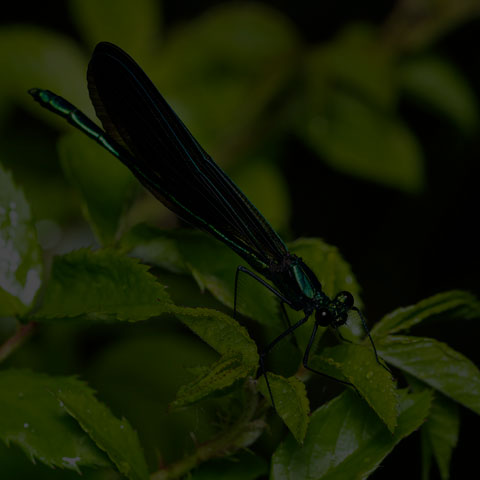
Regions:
[[0, 322, 35, 363], [150, 379, 264, 480]]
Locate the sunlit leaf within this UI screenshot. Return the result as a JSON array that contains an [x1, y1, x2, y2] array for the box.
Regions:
[[0, 164, 43, 316]]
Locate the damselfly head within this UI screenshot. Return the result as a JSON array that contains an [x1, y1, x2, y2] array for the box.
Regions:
[[334, 291, 354, 310]]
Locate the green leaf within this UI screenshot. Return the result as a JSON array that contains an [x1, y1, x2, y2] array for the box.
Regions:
[[399, 56, 478, 132], [372, 290, 480, 337], [305, 24, 395, 110], [311, 344, 398, 432], [0, 164, 43, 316], [423, 394, 459, 480], [190, 452, 268, 480], [0, 27, 91, 117], [303, 90, 424, 193], [0, 369, 109, 472], [55, 377, 149, 480], [32, 248, 172, 321], [378, 335, 480, 415], [173, 306, 258, 367], [58, 132, 136, 245], [258, 373, 310, 443], [271, 389, 432, 480], [69, 0, 161, 58], [123, 227, 279, 326], [150, 3, 299, 154], [232, 160, 291, 232], [171, 351, 252, 409]]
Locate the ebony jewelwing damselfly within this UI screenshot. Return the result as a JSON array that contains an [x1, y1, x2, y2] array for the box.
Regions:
[[29, 41, 388, 408]]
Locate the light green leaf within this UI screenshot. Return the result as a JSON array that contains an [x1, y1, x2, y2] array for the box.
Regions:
[[232, 160, 291, 232], [32, 248, 172, 321], [304, 90, 424, 193], [311, 343, 398, 432], [372, 290, 480, 337], [0, 369, 109, 472], [69, 0, 161, 58], [55, 377, 149, 480], [58, 132, 136, 245], [258, 373, 310, 443], [399, 56, 478, 132], [0, 164, 43, 316], [173, 306, 258, 367], [0, 27, 91, 118], [378, 335, 480, 415], [171, 351, 252, 409], [271, 389, 432, 480]]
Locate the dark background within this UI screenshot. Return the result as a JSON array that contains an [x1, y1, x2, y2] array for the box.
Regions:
[[1, 1, 479, 479]]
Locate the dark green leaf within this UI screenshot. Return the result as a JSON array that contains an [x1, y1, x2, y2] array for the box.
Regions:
[[32, 248, 172, 321], [271, 389, 432, 480], [424, 394, 459, 480], [58, 133, 136, 245], [0, 164, 43, 316], [372, 290, 480, 337], [70, 0, 161, 58], [378, 335, 480, 415], [399, 56, 478, 132], [190, 452, 268, 480], [305, 24, 395, 110], [0, 369, 109, 472], [303, 90, 424, 193], [311, 343, 398, 432], [258, 373, 310, 443], [55, 378, 149, 480]]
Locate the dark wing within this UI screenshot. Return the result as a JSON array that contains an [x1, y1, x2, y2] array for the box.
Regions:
[[87, 42, 288, 272]]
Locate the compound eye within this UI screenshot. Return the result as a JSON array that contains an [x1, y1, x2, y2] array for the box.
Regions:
[[335, 291, 354, 309], [315, 308, 333, 327]]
